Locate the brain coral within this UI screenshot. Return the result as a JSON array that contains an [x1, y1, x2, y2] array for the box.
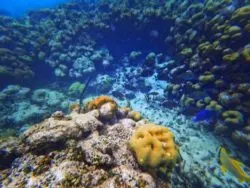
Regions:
[[129, 124, 179, 174]]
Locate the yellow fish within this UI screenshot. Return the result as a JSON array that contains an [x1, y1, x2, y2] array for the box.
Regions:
[[219, 147, 250, 183]]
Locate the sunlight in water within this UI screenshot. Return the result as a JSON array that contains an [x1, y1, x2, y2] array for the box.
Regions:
[[1, 0, 69, 17]]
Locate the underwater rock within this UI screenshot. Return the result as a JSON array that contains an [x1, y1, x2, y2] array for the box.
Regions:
[[100, 166, 156, 187], [175, 70, 197, 82], [99, 102, 117, 120], [0, 96, 180, 187], [51, 111, 65, 120], [0, 136, 21, 169], [21, 110, 103, 152]]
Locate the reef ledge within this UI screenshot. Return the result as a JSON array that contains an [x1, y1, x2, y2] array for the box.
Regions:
[[0, 96, 180, 188]]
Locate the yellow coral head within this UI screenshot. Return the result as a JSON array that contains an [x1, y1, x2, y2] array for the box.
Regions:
[[129, 124, 179, 173]]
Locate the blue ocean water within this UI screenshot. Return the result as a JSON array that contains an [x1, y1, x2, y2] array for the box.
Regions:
[[0, 0, 250, 187], [0, 0, 70, 17]]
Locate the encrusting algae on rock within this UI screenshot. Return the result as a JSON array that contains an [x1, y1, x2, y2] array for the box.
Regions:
[[0, 96, 180, 187]]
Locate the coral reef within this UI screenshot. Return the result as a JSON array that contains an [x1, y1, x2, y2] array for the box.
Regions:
[[0, 0, 250, 186], [0, 18, 35, 79], [0, 97, 179, 187], [155, 0, 250, 147]]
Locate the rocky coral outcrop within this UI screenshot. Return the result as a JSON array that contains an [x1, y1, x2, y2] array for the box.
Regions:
[[0, 96, 179, 187], [21, 110, 103, 152]]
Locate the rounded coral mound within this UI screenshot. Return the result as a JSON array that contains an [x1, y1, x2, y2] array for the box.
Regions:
[[86, 96, 118, 120], [68, 81, 85, 97], [128, 111, 142, 121], [129, 124, 179, 175], [223, 52, 240, 62], [232, 5, 250, 23], [242, 47, 250, 62], [87, 96, 117, 110], [0, 101, 168, 187], [198, 71, 215, 84], [222, 110, 244, 126]]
